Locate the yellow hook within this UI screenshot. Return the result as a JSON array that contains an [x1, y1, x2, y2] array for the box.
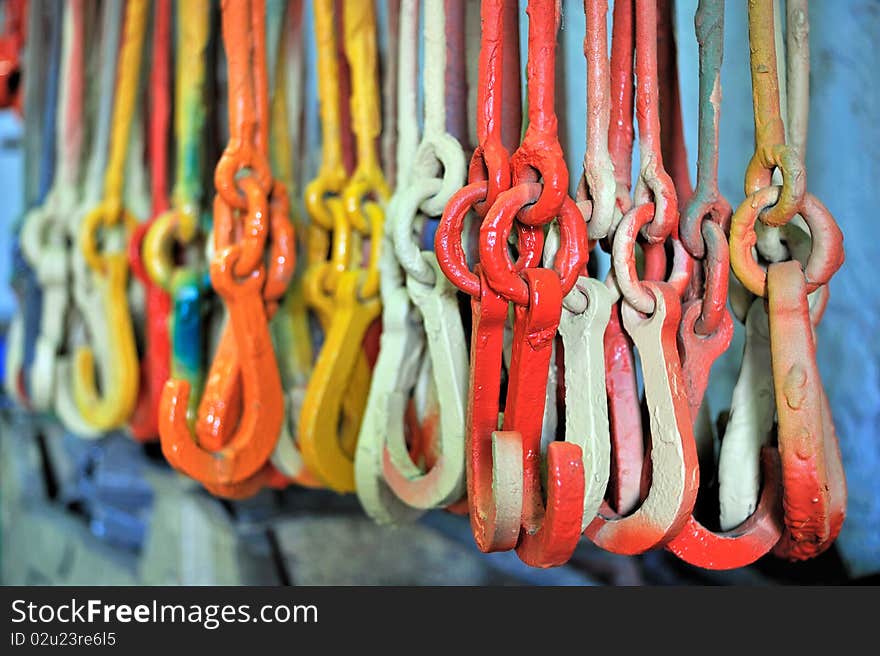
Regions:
[[298, 0, 388, 492], [73, 0, 149, 430]]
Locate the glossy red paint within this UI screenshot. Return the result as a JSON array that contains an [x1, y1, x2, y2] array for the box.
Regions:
[[466, 0, 514, 217], [508, 0, 566, 227], [0, 0, 26, 112], [506, 269, 585, 568], [480, 183, 586, 307], [465, 266, 523, 552]]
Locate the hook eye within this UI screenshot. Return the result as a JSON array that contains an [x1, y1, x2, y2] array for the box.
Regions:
[[743, 144, 806, 228], [469, 140, 511, 217], [413, 135, 468, 218], [143, 208, 199, 292], [377, 257, 469, 509], [633, 162, 678, 245], [509, 150, 568, 228]]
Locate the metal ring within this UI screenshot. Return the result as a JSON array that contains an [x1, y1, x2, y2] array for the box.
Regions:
[[80, 200, 136, 274], [468, 139, 510, 217], [262, 183, 295, 303], [509, 146, 568, 227], [413, 134, 467, 217], [634, 161, 678, 245], [209, 243, 265, 299], [213, 143, 274, 211], [142, 207, 198, 293], [680, 188, 732, 258], [393, 177, 442, 286], [611, 203, 657, 314], [729, 186, 844, 298], [480, 182, 588, 305], [343, 173, 385, 235], [434, 181, 485, 297], [743, 144, 806, 228], [230, 175, 270, 278]]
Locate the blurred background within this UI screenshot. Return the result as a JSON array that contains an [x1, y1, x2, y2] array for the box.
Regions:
[[1, 0, 877, 585]]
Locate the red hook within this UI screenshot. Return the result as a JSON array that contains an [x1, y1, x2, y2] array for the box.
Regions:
[[434, 0, 529, 552], [128, 0, 172, 442], [0, 0, 26, 112], [767, 260, 845, 561], [479, 180, 589, 567], [437, 185, 528, 552]]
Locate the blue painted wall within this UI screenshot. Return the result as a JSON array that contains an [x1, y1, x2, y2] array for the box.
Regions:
[[0, 111, 23, 321]]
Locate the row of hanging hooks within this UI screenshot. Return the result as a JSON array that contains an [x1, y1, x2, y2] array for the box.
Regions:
[[1, 0, 845, 571]]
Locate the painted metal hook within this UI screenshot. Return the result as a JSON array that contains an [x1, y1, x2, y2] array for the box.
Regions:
[[160, 222, 284, 484], [680, 0, 731, 258], [479, 180, 589, 567], [767, 260, 845, 561], [50, 0, 122, 438], [585, 283, 699, 554], [143, 0, 210, 425], [159, 0, 286, 486], [127, 0, 172, 442], [729, 185, 844, 562], [382, 0, 467, 510], [298, 0, 373, 493], [437, 184, 528, 552], [72, 0, 149, 431], [20, 0, 84, 414], [299, 0, 388, 492], [551, 238, 614, 541]]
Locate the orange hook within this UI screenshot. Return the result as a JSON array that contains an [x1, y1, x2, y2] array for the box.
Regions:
[[159, 0, 286, 486]]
